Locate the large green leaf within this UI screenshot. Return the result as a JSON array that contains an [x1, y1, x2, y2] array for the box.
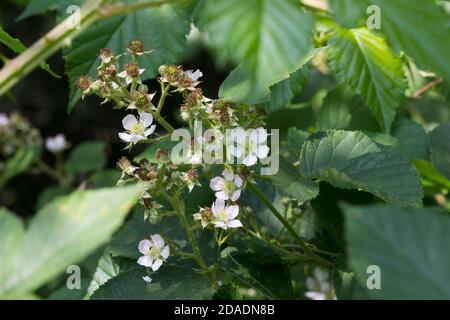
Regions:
[[92, 264, 214, 300], [329, 0, 450, 83], [0, 184, 143, 297], [300, 130, 423, 206], [270, 159, 318, 202], [343, 203, 450, 299], [200, 0, 313, 103], [328, 28, 406, 132], [65, 3, 190, 110], [429, 123, 450, 180]]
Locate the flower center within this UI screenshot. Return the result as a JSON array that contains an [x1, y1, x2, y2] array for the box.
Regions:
[[223, 180, 236, 194], [131, 123, 145, 135], [148, 246, 160, 259], [216, 210, 229, 221]]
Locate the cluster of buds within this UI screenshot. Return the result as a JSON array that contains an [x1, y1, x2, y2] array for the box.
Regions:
[[158, 64, 203, 92], [0, 112, 42, 158]]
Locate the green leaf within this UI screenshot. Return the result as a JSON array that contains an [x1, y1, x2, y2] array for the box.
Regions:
[[343, 203, 450, 299], [88, 169, 121, 188], [201, 0, 314, 103], [85, 252, 120, 299], [17, 0, 63, 20], [330, 0, 450, 83], [259, 65, 310, 113], [429, 123, 450, 180], [0, 145, 42, 189], [65, 3, 190, 110], [370, 118, 429, 160], [0, 25, 59, 77], [328, 28, 406, 132], [92, 264, 214, 300], [220, 238, 292, 299], [0, 184, 143, 297], [414, 160, 450, 192], [36, 185, 74, 210], [64, 141, 106, 174], [270, 159, 319, 202], [316, 86, 353, 131], [0, 25, 26, 53], [286, 127, 309, 156], [300, 130, 423, 206]]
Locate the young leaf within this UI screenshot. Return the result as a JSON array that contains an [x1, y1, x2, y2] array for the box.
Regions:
[[65, 3, 190, 110], [343, 203, 450, 299], [330, 0, 450, 83], [200, 0, 314, 103], [328, 28, 406, 132], [0, 184, 143, 297], [300, 130, 423, 206]]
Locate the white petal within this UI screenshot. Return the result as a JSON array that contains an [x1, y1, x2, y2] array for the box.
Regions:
[[257, 145, 270, 158], [137, 255, 153, 267], [234, 176, 243, 188], [243, 154, 257, 166], [161, 246, 170, 259], [138, 239, 152, 254], [222, 169, 234, 181], [122, 114, 138, 130], [215, 191, 229, 201], [130, 134, 145, 143], [227, 219, 243, 228], [212, 198, 225, 214], [144, 125, 156, 137], [151, 259, 163, 271], [151, 234, 165, 248], [139, 68, 145, 75], [256, 128, 267, 143], [209, 177, 224, 191], [230, 190, 241, 202], [213, 221, 227, 230], [118, 132, 133, 143], [142, 276, 152, 283], [117, 71, 127, 78], [226, 205, 239, 219], [140, 112, 153, 127], [305, 291, 326, 300]]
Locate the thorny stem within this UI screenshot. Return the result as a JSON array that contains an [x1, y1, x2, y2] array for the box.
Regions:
[[163, 192, 216, 287], [152, 112, 175, 133], [156, 83, 171, 115], [412, 78, 443, 99], [247, 183, 333, 268], [0, 0, 187, 95]]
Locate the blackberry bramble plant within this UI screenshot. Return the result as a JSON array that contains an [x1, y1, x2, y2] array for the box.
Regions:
[[0, 0, 449, 301]]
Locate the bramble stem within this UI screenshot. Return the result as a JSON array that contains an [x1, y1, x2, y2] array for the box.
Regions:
[[0, 0, 186, 96], [247, 183, 333, 268], [156, 83, 171, 115], [163, 192, 215, 286]]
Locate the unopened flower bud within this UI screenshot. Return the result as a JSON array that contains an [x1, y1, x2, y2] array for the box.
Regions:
[[104, 64, 118, 76], [156, 148, 169, 162], [99, 48, 113, 62], [125, 62, 141, 78], [147, 169, 158, 180], [127, 39, 145, 55], [76, 75, 93, 91]]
